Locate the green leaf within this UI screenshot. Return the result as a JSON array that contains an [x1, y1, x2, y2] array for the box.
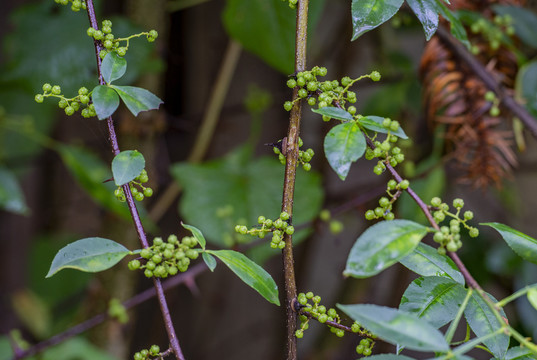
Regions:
[[505, 346, 537, 360], [515, 61, 537, 118], [110, 85, 163, 117], [400, 276, 467, 328], [101, 52, 127, 84], [111, 150, 145, 186], [56, 144, 131, 220], [344, 220, 428, 278], [182, 223, 206, 250], [493, 5, 537, 49], [435, 0, 469, 47], [171, 146, 323, 248], [527, 288, 537, 311], [365, 356, 416, 360], [399, 243, 464, 284], [406, 0, 439, 40], [207, 249, 279, 305], [312, 106, 354, 121], [464, 292, 509, 359], [222, 0, 325, 74], [0, 166, 29, 215], [202, 252, 217, 272], [482, 222, 537, 264], [338, 304, 449, 352], [359, 115, 409, 139], [351, 0, 404, 40], [46, 237, 130, 277], [92, 85, 120, 120], [324, 122, 366, 180]]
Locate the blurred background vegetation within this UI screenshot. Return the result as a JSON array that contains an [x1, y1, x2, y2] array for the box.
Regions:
[[1, 0, 537, 359]]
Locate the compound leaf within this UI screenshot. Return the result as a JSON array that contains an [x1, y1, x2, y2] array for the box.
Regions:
[[406, 0, 439, 40], [312, 106, 354, 121], [182, 223, 206, 250]]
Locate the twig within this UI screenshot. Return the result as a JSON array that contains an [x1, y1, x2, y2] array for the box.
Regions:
[[84, 1, 184, 358], [281, 1, 309, 359], [11, 263, 206, 360], [435, 26, 537, 139]]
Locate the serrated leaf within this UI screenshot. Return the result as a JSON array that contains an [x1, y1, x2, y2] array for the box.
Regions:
[[338, 304, 449, 352], [527, 288, 537, 311], [351, 0, 404, 40], [207, 249, 279, 305], [400, 276, 467, 328], [359, 115, 409, 139], [92, 85, 120, 120], [399, 243, 464, 284], [182, 223, 206, 250], [0, 166, 29, 215], [406, 0, 439, 40], [202, 252, 217, 272], [464, 292, 509, 359], [101, 52, 127, 84], [493, 5, 537, 49], [482, 222, 537, 264], [46, 237, 130, 277], [111, 150, 145, 186], [312, 106, 354, 121], [344, 220, 428, 278], [324, 122, 366, 180], [110, 85, 163, 117]]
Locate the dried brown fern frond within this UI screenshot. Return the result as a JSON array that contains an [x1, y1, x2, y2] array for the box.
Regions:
[[420, 0, 524, 188]]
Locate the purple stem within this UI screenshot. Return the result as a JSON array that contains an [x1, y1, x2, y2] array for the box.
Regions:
[[84, 1, 184, 358]]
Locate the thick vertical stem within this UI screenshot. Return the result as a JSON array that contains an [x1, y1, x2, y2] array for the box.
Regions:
[[84, 1, 184, 359], [281, 1, 309, 359]]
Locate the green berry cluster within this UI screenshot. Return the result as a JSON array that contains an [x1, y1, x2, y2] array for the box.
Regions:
[[53, 0, 86, 11], [363, 120, 405, 175], [272, 137, 314, 171], [281, 0, 298, 9], [114, 169, 153, 202], [296, 291, 376, 353], [484, 91, 501, 117], [133, 345, 161, 360], [284, 67, 380, 112], [430, 197, 479, 254], [128, 234, 199, 277], [34, 84, 97, 118], [234, 212, 295, 249], [364, 179, 409, 221], [108, 298, 128, 324], [87, 20, 158, 59], [319, 209, 344, 235], [469, 14, 514, 53]]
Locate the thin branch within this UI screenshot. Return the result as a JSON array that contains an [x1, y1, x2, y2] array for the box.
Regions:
[[435, 26, 537, 139], [11, 263, 206, 360], [84, 1, 184, 358], [281, 1, 309, 359]]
